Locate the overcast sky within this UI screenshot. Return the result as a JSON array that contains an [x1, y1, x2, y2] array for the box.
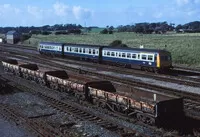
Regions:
[[0, 0, 199, 27]]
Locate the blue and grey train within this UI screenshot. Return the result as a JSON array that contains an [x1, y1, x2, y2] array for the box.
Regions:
[[38, 42, 173, 72]]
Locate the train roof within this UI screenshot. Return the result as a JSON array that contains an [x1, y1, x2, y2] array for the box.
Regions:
[[63, 43, 103, 48], [40, 42, 64, 46], [103, 46, 170, 53]]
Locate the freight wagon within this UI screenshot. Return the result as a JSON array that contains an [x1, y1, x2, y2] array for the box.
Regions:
[[2, 59, 183, 126]]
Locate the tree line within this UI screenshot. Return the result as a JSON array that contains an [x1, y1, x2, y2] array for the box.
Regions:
[[117, 21, 200, 33], [0, 24, 83, 35], [0, 21, 200, 35]]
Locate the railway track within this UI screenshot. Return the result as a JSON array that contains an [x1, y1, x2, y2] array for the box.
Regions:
[[0, 104, 68, 137], [1, 43, 200, 86], [1, 72, 150, 137], [1, 48, 200, 120]]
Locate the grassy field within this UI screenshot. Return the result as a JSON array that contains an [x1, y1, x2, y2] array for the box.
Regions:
[[23, 32, 200, 67]]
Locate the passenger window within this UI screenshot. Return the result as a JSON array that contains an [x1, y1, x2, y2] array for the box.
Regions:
[[89, 49, 91, 54], [132, 54, 136, 59], [96, 50, 99, 55], [116, 52, 118, 56], [148, 55, 153, 61], [142, 55, 147, 60], [83, 48, 85, 53], [93, 49, 95, 54], [104, 51, 106, 55], [138, 54, 140, 59], [119, 53, 121, 57], [79, 48, 82, 53], [75, 48, 78, 52], [107, 52, 110, 56], [122, 53, 126, 58], [127, 53, 131, 58], [69, 47, 72, 52], [111, 52, 115, 56]]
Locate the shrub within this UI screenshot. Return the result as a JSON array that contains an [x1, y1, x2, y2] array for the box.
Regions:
[[109, 40, 128, 47], [100, 29, 108, 34], [41, 31, 52, 35], [20, 34, 31, 42]]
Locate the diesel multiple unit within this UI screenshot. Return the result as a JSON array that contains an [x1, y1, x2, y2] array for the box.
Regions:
[[38, 42, 173, 72], [2, 59, 183, 126]]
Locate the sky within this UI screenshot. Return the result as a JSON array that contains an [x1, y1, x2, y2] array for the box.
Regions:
[[0, 0, 199, 27]]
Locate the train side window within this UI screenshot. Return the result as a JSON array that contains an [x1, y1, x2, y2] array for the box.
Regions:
[[132, 54, 136, 59], [104, 51, 106, 56], [93, 49, 95, 54], [119, 52, 121, 57], [138, 54, 140, 59], [79, 48, 82, 53], [122, 53, 126, 58], [148, 55, 153, 61], [111, 52, 115, 56], [142, 55, 147, 60], [96, 50, 99, 55], [69, 47, 72, 52], [75, 48, 78, 52], [107, 52, 110, 56], [127, 53, 131, 58], [89, 49, 91, 54], [71, 47, 75, 52], [83, 48, 85, 53]]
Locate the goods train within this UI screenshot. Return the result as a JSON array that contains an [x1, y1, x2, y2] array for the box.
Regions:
[[2, 59, 183, 126], [38, 42, 173, 72]]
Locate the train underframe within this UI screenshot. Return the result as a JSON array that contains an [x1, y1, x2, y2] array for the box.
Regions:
[[90, 97, 156, 125]]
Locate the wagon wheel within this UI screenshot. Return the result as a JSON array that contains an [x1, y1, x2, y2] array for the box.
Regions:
[[136, 113, 143, 121], [4, 67, 8, 72], [16, 72, 20, 77], [98, 102, 106, 109], [148, 117, 155, 125], [92, 98, 97, 105]]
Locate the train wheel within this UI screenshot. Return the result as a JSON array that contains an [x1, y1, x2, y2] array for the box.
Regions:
[[148, 118, 155, 125], [136, 113, 143, 121], [4, 67, 8, 72], [153, 68, 159, 73], [98, 102, 106, 109]]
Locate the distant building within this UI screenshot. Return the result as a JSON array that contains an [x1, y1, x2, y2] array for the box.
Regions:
[[6, 31, 21, 44]]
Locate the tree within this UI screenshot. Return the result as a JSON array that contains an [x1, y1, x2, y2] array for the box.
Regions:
[[100, 29, 108, 34]]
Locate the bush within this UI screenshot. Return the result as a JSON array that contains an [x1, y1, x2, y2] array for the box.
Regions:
[[108, 30, 113, 34], [55, 31, 68, 35], [100, 29, 108, 34], [29, 30, 41, 35], [109, 40, 122, 46], [20, 34, 31, 42], [68, 29, 81, 34], [109, 40, 128, 47], [41, 31, 52, 35]]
